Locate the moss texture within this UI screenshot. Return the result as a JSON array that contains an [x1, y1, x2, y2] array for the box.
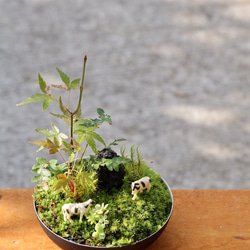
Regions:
[[33, 159, 172, 247]]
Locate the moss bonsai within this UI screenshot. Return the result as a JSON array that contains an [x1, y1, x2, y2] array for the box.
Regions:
[[17, 56, 172, 248]]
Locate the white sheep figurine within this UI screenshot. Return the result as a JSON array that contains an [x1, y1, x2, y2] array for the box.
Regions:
[[131, 176, 151, 200], [62, 199, 95, 222]]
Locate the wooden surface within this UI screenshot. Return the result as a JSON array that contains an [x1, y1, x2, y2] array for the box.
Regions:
[[0, 189, 249, 250]]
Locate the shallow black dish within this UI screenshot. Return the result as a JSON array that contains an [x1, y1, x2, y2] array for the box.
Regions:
[[34, 178, 173, 250]]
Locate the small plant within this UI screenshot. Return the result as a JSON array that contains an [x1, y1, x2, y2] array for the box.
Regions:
[[17, 56, 119, 198], [87, 203, 109, 242], [17, 56, 173, 247], [18, 56, 108, 161]]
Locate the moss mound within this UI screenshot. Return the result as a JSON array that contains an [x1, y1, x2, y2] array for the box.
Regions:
[[33, 159, 172, 247]]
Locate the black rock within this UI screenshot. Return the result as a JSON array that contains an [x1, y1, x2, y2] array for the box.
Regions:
[[96, 148, 118, 159], [96, 148, 126, 191]]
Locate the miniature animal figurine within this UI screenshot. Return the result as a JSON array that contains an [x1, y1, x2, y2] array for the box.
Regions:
[[131, 176, 151, 200], [62, 199, 95, 222]]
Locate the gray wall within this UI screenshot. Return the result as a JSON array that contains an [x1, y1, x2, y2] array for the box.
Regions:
[[0, 0, 249, 189]]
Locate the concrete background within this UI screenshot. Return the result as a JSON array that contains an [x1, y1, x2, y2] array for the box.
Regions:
[[0, 0, 249, 189]]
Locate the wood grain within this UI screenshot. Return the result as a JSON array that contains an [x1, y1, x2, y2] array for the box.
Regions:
[[0, 189, 249, 249]]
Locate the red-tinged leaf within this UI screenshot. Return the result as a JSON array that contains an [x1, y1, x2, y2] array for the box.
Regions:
[[31, 138, 61, 154], [38, 73, 47, 93], [30, 139, 50, 148], [68, 179, 75, 193], [59, 97, 70, 116], [49, 148, 59, 154], [72, 138, 81, 152], [50, 112, 70, 124], [54, 136, 61, 147], [34, 138, 54, 147], [57, 173, 67, 180]]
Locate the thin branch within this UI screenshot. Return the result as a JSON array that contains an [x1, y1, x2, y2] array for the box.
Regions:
[[73, 55, 87, 115]]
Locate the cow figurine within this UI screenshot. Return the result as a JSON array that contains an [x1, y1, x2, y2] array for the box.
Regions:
[[62, 199, 95, 222], [131, 176, 151, 200]]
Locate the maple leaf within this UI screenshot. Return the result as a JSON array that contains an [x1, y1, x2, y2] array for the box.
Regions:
[[30, 137, 62, 154]]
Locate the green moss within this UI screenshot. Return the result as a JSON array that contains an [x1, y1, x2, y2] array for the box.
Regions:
[[34, 161, 172, 247]]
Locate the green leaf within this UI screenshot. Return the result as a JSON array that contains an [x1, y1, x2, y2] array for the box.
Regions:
[[70, 78, 80, 89], [108, 138, 127, 147], [59, 96, 69, 116], [112, 163, 119, 171], [31, 163, 43, 173], [52, 178, 67, 191], [86, 134, 97, 153], [68, 151, 75, 163], [50, 112, 70, 124], [85, 132, 104, 153], [56, 67, 70, 87], [75, 106, 82, 119], [42, 98, 51, 111], [36, 146, 44, 152], [104, 160, 113, 171], [50, 112, 67, 119], [38, 73, 47, 93], [32, 166, 52, 183], [59, 132, 68, 139], [62, 139, 70, 149], [74, 119, 97, 129], [42, 96, 57, 111], [97, 108, 105, 116], [52, 123, 59, 133], [36, 157, 49, 164], [92, 108, 112, 125], [16, 93, 47, 106], [76, 134, 86, 145], [35, 129, 54, 136], [91, 131, 106, 147], [39, 168, 51, 177], [49, 163, 67, 176], [32, 175, 42, 183], [49, 159, 58, 166], [47, 161, 66, 176]]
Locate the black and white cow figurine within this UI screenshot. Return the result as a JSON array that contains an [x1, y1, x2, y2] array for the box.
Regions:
[[131, 176, 151, 200], [62, 199, 95, 222]]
